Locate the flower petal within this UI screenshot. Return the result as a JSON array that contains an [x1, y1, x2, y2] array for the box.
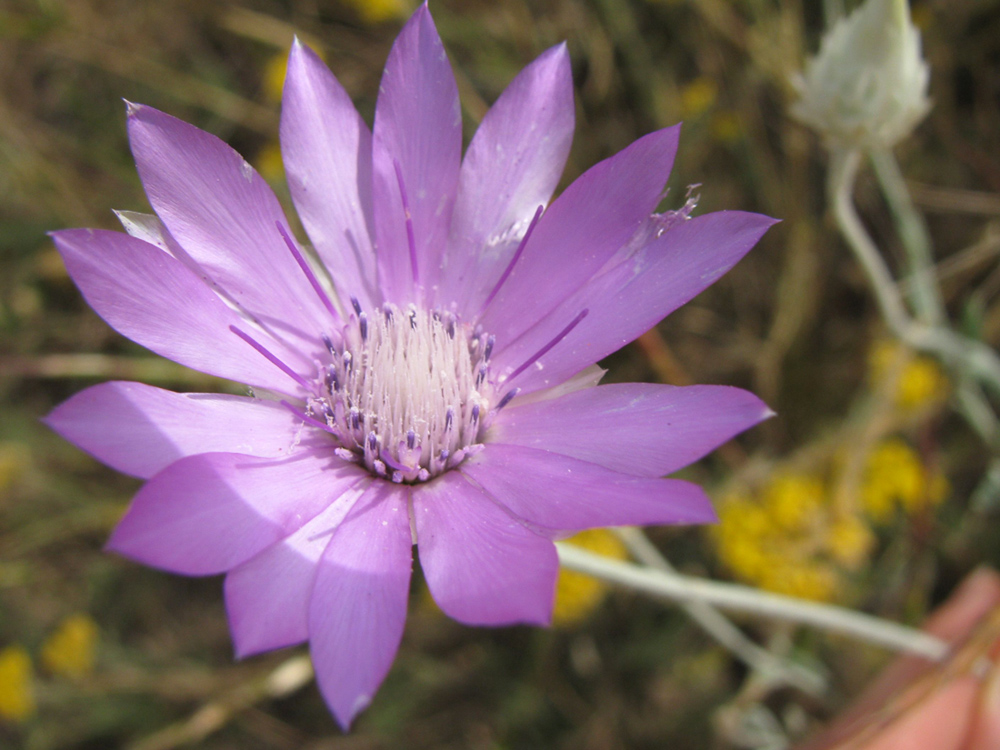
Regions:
[[282, 40, 378, 310], [224, 480, 370, 658], [461, 443, 716, 532], [309, 482, 413, 730], [437, 43, 575, 315], [495, 210, 778, 393], [371, 4, 461, 304], [489, 383, 772, 477], [44, 382, 306, 479], [107, 451, 365, 576], [413, 472, 557, 626], [478, 126, 680, 350], [127, 103, 334, 342], [51, 228, 307, 394]]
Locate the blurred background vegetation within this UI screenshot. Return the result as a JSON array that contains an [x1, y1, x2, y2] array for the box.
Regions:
[[2, 0, 1000, 747]]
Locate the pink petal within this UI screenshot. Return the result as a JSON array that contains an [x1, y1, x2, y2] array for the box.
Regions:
[[107, 450, 365, 576], [51, 229, 307, 394], [478, 126, 680, 350], [371, 4, 461, 304], [489, 383, 772, 477], [461, 443, 717, 532], [413, 472, 557, 626], [495, 210, 778, 393], [309, 482, 413, 730], [281, 40, 378, 311], [127, 104, 335, 343], [225, 480, 371, 658], [44, 382, 306, 479], [437, 43, 575, 315]]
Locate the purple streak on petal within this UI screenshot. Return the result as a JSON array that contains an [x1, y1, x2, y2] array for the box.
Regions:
[[107, 451, 366, 576], [224, 480, 370, 659], [494, 211, 778, 394], [478, 126, 680, 349], [309, 482, 413, 730], [229, 325, 312, 392], [438, 43, 574, 315], [371, 5, 460, 304], [127, 104, 328, 342], [51, 229, 305, 394], [392, 159, 420, 287], [494, 388, 519, 412], [461, 443, 717, 532], [281, 39, 378, 310], [490, 383, 773, 477], [275, 222, 340, 320], [413, 472, 557, 626], [505, 309, 588, 384], [44, 381, 304, 480], [278, 400, 336, 435], [477, 204, 544, 318]]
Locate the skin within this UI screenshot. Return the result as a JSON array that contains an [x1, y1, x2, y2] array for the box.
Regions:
[[797, 567, 1000, 750]]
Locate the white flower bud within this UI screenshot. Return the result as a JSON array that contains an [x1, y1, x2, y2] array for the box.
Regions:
[[791, 0, 930, 149]]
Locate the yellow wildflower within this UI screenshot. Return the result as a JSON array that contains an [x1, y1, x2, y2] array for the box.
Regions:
[[553, 529, 628, 626], [0, 442, 29, 494], [255, 141, 285, 183], [40, 614, 99, 679], [0, 645, 34, 722], [861, 438, 948, 522], [868, 340, 948, 411], [342, 0, 411, 25], [679, 77, 718, 119], [762, 474, 824, 532], [262, 54, 287, 104], [826, 514, 875, 570], [713, 472, 875, 603], [711, 111, 743, 144]]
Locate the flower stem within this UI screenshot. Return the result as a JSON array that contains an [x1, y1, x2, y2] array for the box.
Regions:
[[829, 148, 1000, 405], [613, 528, 827, 694], [870, 148, 945, 326], [555, 543, 949, 661]]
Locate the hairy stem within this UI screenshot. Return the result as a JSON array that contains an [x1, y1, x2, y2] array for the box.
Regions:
[[556, 543, 949, 661]]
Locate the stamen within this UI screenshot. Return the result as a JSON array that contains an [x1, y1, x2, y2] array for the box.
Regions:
[[279, 400, 336, 434], [505, 308, 590, 384], [359, 312, 368, 342], [495, 388, 519, 411], [393, 160, 419, 286], [276, 222, 339, 320], [229, 325, 311, 391], [478, 204, 544, 317]]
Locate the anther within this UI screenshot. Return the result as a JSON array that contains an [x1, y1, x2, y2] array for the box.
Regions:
[[478, 204, 545, 318], [505, 308, 590, 384], [483, 335, 495, 362], [325, 365, 339, 392], [393, 159, 419, 286], [495, 388, 519, 411], [406, 429, 416, 450], [276, 222, 339, 320], [359, 312, 368, 342], [351, 297, 362, 316], [230, 326, 311, 391]]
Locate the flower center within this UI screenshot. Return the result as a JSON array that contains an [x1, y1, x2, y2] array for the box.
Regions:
[[312, 303, 496, 483]]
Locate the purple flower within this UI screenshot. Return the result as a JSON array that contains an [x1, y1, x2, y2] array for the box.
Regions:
[[46, 5, 775, 729]]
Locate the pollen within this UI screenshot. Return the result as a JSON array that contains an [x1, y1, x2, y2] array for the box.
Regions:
[[313, 303, 501, 483]]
